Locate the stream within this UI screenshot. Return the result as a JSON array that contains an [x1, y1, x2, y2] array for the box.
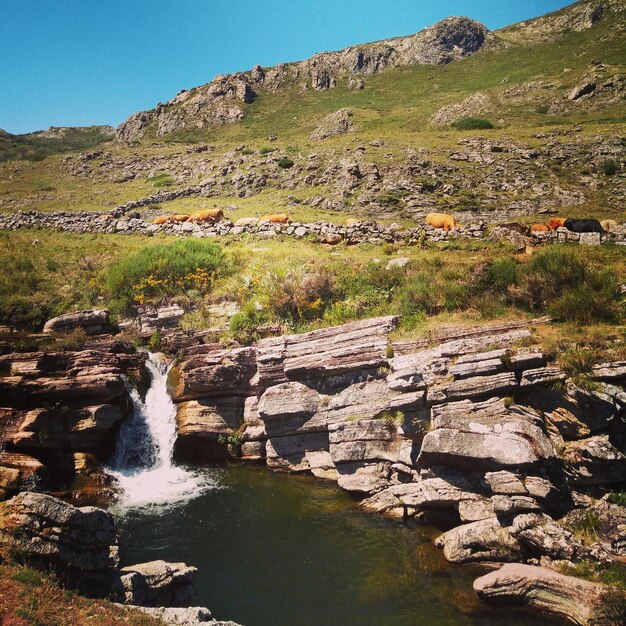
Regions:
[[108, 353, 553, 626]]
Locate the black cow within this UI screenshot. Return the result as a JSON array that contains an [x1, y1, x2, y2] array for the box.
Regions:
[[564, 218, 604, 234]]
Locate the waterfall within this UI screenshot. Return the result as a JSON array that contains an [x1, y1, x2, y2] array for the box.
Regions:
[[108, 352, 210, 508]]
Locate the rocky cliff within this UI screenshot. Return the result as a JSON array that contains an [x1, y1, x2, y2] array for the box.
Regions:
[[117, 16, 497, 143]]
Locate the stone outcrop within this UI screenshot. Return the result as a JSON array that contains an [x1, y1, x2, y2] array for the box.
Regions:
[[474, 563, 626, 626], [0, 347, 146, 498], [43, 309, 116, 336], [0, 492, 201, 609], [310, 108, 354, 140], [129, 605, 242, 626], [417, 398, 555, 471]]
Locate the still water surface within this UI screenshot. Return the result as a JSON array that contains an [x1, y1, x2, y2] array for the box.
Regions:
[[117, 464, 553, 626]]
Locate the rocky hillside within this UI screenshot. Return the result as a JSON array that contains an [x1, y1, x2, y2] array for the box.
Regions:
[[117, 17, 498, 143], [1, 0, 623, 226]]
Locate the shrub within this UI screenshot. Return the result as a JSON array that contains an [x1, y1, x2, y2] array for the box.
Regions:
[[258, 147, 275, 155], [277, 157, 294, 169], [608, 491, 626, 507], [51, 328, 88, 352], [451, 116, 494, 130], [0, 296, 54, 331], [260, 267, 336, 325], [147, 173, 174, 188], [602, 160, 618, 176], [549, 268, 621, 324], [106, 240, 224, 314], [229, 302, 269, 345], [517, 248, 586, 313], [486, 257, 518, 292]]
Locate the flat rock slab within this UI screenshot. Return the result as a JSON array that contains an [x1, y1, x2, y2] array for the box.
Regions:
[[474, 563, 626, 626], [255, 316, 397, 387]]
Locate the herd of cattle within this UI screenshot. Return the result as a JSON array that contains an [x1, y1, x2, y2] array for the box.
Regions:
[[147, 209, 618, 235]]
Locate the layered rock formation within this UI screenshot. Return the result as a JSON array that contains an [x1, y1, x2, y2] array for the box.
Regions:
[[117, 17, 497, 142], [168, 315, 626, 621], [0, 341, 146, 499], [474, 563, 626, 626]]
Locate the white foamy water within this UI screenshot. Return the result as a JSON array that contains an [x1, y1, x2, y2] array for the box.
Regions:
[[108, 352, 212, 509]]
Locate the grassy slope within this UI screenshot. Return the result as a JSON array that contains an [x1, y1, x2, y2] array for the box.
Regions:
[[0, 547, 163, 626], [0, 1, 624, 219], [0, 1, 623, 342]]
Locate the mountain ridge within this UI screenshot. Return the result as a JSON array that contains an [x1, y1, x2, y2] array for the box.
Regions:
[[116, 16, 500, 143]]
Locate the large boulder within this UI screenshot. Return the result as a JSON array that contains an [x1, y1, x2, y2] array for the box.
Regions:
[[0, 491, 119, 574], [119, 560, 197, 607], [562, 435, 626, 486], [417, 398, 555, 471], [310, 108, 354, 140], [474, 563, 626, 626], [434, 516, 523, 564], [43, 309, 116, 335]]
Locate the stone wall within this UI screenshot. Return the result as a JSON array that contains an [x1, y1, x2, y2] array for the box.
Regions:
[[2, 210, 625, 247]]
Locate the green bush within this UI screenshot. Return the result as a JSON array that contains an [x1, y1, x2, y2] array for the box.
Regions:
[[147, 173, 174, 188], [258, 146, 276, 155], [260, 267, 336, 325], [486, 257, 518, 292], [277, 157, 294, 169], [0, 295, 54, 331], [550, 269, 621, 324], [602, 160, 618, 176], [229, 302, 268, 344], [451, 116, 495, 130], [106, 240, 224, 315], [517, 248, 622, 323], [518, 248, 586, 312]]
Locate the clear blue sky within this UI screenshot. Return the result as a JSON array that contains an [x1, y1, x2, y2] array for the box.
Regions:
[[1, 0, 575, 134]]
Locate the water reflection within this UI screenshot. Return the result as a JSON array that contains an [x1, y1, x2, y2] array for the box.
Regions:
[[117, 464, 551, 626]]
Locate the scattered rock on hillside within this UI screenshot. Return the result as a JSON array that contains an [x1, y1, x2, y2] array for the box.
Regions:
[[310, 108, 354, 140], [431, 92, 494, 125]]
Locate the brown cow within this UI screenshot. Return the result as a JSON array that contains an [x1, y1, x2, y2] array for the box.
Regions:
[[426, 212, 456, 231], [259, 213, 289, 224], [152, 216, 169, 225], [190, 208, 224, 223], [169, 214, 190, 223], [531, 224, 549, 233], [549, 218, 567, 231]]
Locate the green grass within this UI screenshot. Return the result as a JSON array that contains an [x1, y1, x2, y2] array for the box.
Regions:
[[0, 230, 623, 341], [451, 117, 494, 130], [106, 239, 225, 315]]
